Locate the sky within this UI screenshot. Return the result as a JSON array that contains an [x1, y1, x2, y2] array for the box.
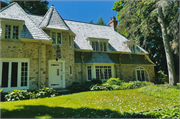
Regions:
[[47, 0, 118, 25]]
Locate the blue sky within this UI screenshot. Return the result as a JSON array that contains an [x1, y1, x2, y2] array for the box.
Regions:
[[48, 0, 118, 25]]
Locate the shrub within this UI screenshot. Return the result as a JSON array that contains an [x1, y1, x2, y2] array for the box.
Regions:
[[35, 87, 57, 98], [90, 84, 113, 91], [105, 78, 123, 86], [5, 89, 33, 101], [67, 81, 95, 92], [155, 70, 167, 84], [5, 87, 57, 101], [91, 79, 102, 84]]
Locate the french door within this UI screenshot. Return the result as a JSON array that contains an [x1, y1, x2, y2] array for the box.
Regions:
[[0, 59, 29, 92]]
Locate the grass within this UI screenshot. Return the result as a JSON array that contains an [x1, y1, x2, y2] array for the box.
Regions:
[[139, 85, 180, 101], [1, 89, 179, 118]]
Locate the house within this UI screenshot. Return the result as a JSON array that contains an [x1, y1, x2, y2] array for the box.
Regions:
[[0, 2, 155, 92]]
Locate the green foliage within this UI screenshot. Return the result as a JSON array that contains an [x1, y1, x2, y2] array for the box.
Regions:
[[90, 84, 113, 91], [139, 85, 180, 101], [155, 70, 168, 84], [5, 87, 57, 101], [105, 78, 123, 86], [67, 81, 95, 92], [113, 0, 179, 78], [35, 87, 57, 98], [10, 0, 49, 15], [1, 1, 9, 8], [91, 79, 102, 84], [96, 17, 106, 25], [112, 1, 125, 12], [5, 89, 33, 101], [0, 89, 3, 92], [89, 20, 93, 24]]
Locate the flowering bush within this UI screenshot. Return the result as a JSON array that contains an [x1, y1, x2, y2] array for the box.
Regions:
[[5, 89, 33, 101], [5, 87, 57, 101], [90, 84, 113, 91]]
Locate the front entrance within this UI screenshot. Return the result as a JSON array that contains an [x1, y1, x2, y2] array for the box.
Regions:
[[48, 60, 65, 88]]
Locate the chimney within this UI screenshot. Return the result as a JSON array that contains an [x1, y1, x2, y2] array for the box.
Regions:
[[108, 16, 118, 30]]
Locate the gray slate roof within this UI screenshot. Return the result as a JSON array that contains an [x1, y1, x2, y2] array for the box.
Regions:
[[87, 52, 114, 63], [39, 5, 70, 31], [65, 20, 132, 52], [0, 2, 51, 40]]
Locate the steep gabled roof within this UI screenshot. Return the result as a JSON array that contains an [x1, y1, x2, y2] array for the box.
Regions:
[[0, 2, 51, 41], [65, 20, 132, 52], [39, 5, 70, 31]]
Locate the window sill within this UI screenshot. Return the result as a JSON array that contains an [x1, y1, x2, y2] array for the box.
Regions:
[[51, 44, 62, 46]]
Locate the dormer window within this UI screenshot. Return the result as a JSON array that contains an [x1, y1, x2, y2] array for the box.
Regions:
[[5, 25, 19, 39], [87, 38, 109, 52], [52, 32, 62, 44]]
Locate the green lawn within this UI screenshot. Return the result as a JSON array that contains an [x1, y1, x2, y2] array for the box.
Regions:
[[1, 89, 179, 118]]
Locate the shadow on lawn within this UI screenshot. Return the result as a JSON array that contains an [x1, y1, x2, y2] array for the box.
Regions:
[[1, 105, 156, 118]]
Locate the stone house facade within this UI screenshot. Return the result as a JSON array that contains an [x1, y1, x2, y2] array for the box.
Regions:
[[0, 3, 155, 92]]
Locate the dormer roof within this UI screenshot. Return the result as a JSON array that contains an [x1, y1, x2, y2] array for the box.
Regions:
[[39, 5, 70, 31]]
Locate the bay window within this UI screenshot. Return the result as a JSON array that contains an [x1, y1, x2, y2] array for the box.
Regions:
[[87, 65, 113, 81]]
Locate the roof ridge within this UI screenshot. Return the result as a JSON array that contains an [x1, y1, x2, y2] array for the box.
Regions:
[[64, 19, 110, 27], [39, 6, 53, 27], [0, 2, 16, 12]]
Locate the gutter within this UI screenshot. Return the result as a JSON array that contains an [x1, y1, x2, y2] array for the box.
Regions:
[[38, 41, 41, 88]]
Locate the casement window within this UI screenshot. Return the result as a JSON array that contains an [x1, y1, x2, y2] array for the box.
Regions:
[[52, 32, 62, 44], [87, 66, 92, 80], [91, 41, 107, 52], [87, 65, 112, 81], [5, 25, 19, 40], [95, 66, 112, 79], [136, 67, 149, 81], [70, 66, 72, 76], [0, 59, 29, 92], [69, 35, 72, 47]]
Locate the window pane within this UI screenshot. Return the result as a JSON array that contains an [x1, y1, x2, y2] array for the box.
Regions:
[[13, 26, 19, 39], [104, 42, 107, 51], [137, 70, 141, 81], [11, 62, 18, 87], [100, 69, 104, 79], [21, 62, 28, 86], [52, 32, 56, 44], [87, 66, 92, 80], [57, 33, 61, 44], [100, 42, 103, 51], [95, 41, 99, 51], [92, 41, 95, 51], [1, 62, 9, 87], [5, 25, 11, 39], [70, 66, 72, 75], [96, 69, 100, 79], [108, 69, 112, 78], [141, 70, 145, 81], [104, 69, 108, 79], [69, 35, 71, 46]]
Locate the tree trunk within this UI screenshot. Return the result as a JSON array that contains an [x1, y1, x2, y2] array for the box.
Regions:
[[157, 6, 176, 85]]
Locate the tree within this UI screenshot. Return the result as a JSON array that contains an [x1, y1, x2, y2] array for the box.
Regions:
[[1, 1, 9, 8], [96, 17, 106, 25], [9, 0, 49, 15], [112, 0, 179, 85], [89, 20, 94, 24]]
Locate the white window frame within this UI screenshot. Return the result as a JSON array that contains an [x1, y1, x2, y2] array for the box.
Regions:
[[5, 24, 20, 40], [135, 67, 150, 82], [51, 31, 62, 45], [0, 58, 30, 92], [86, 64, 115, 82], [91, 41, 108, 52]]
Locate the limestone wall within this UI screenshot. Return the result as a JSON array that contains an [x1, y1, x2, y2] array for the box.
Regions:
[[74, 63, 87, 83], [121, 64, 155, 82]]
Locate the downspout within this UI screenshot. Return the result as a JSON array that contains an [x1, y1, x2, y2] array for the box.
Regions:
[[38, 41, 41, 88], [81, 52, 84, 83], [119, 53, 122, 80]]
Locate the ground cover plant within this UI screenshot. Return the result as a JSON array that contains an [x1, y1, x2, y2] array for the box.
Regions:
[[139, 84, 180, 101], [1, 89, 179, 118], [4, 87, 57, 101]]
